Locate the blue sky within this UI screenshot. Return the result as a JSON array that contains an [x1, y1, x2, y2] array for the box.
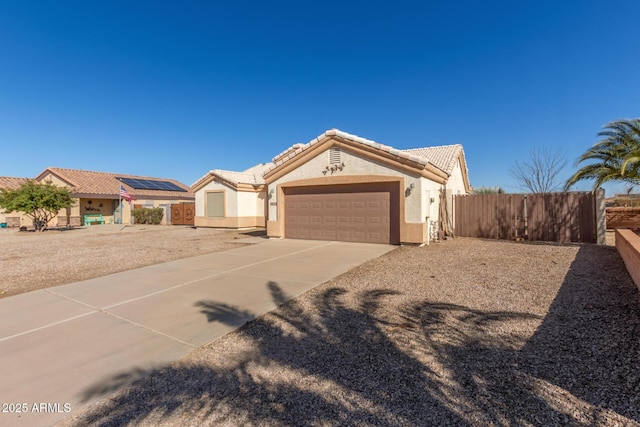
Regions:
[[0, 1, 638, 195]]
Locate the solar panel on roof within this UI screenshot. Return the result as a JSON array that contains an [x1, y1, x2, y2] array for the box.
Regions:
[[117, 177, 186, 192]]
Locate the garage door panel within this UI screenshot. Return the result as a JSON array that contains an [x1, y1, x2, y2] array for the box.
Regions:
[[324, 216, 336, 224], [310, 229, 323, 239], [285, 185, 398, 244]]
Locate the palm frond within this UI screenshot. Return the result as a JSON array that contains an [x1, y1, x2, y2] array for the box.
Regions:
[[566, 118, 640, 190]]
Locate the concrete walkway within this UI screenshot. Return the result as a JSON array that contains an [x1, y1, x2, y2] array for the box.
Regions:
[[0, 238, 394, 427]]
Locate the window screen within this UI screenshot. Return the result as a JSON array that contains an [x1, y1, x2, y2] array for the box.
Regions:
[[206, 192, 225, 217]]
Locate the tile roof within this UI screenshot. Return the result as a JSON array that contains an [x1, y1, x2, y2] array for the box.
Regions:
[[212, 170, 265, 185], [0, 176, 30, 190], [191, 163, 273, 190], [402, 144, 464, 175], [37, 167, 194, 200], [192, 130, 469, 191], [242, 162, 274, 178], [263, 129, 429, 176]]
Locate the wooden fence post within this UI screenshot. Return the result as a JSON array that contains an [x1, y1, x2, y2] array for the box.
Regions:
[[595, 188, 606, 245]]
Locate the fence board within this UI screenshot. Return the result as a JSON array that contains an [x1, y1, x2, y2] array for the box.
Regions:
[[454, 192, 596, 243], [606, 207, 640, 229]]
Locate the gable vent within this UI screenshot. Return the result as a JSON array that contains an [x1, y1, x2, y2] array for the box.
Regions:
[[329, 147, 341, 165]]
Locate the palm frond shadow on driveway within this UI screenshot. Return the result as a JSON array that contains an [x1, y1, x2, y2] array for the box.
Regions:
[[72, 244, 640, 426]]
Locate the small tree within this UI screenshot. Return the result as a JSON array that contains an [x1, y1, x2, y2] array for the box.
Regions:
[[0, 181, 74, 231], [509, 147, 567, 193]]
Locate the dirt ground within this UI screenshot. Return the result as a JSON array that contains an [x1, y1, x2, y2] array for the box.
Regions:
[[60, 234, 640, 426], [0, 224, 262, 298], [0, 228, 618, 299]]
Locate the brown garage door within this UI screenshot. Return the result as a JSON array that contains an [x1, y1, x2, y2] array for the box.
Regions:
[[284, 183, 400, 244]]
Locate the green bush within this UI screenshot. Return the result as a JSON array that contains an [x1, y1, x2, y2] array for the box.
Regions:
[[132, 207, 164, 225]]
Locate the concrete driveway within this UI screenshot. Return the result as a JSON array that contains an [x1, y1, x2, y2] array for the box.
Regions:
[[0, 238, 394, 427]]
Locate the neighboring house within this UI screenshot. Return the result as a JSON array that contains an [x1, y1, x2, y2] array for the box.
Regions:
[[193, 129, 471, 245], [0, 176, 32, 227], [33, 168, 194, 226]]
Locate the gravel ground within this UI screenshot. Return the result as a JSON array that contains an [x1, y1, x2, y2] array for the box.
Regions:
[[0, 225, 256, 298], [59, 235, 640, 426]]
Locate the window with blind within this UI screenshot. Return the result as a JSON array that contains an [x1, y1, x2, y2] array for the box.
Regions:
[[206, 192, 225, 217]]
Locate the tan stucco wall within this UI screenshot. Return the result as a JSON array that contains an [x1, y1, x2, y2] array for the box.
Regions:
[[616, 229, 640, 291], [0, 209, 31, 227], [419, 177, 444, 233], [79, 198, 115, 220], [194, 179, 266, 228], [237, 190, 266, 218], [265, 145, 435, 244], [37, 172, 69, 187], [195, 216, 266, 228], [445, 159, 470, 232], [268, 147, 423, 223], [448, 159, 468, 195], [196, 181, 233, 218]]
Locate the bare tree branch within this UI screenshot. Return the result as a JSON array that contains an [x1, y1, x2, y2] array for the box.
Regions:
[[509, 147, 568, 193]]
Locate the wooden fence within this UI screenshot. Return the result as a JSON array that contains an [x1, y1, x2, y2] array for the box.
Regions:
[[454, 191, 605, 243], [606, 207, 640, 229]]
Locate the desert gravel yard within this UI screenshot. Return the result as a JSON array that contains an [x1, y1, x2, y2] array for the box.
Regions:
[[0, 225, 254, 298], [60, 236, 640, 426]]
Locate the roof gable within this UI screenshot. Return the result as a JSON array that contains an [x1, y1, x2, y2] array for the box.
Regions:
[[192, 129, 471, 193], [263, 129, 449, 184], [191, 163, 273, 192]]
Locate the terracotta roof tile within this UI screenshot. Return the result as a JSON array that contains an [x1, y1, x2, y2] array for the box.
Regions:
[[37, 168, 194, 200], [0, 177, 30, 190]]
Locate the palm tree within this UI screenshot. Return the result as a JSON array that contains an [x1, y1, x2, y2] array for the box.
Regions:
[[565, 118, 640, 190]]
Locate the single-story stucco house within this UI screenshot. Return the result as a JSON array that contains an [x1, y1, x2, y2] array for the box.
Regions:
[[35, 168, 195, 226], [0, 168, 194, 227], [192, 129, 471, 245]]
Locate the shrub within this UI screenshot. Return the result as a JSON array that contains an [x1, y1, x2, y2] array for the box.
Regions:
[[614, 197, 640, 207], [132, 207, 164, 225]]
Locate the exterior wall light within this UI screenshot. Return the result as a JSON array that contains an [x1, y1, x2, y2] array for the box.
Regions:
[[405, 183, 415, 197]]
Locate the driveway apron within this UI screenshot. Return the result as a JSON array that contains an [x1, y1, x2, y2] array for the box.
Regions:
[[0, 239, 394, 427]]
